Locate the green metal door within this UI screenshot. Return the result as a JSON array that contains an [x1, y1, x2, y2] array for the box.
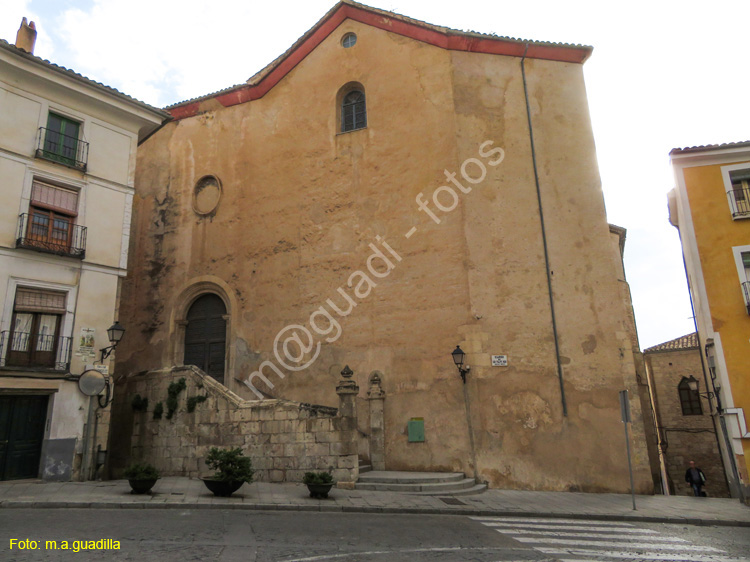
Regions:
[[0, 395, 48, 480]]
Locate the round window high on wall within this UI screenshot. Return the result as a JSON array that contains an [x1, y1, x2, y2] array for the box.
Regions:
[[192, 175, 222, 216], [341, 33, 357, 48]]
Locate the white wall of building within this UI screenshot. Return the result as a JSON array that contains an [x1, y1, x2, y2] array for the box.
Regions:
[[0, 38, 165, 481]]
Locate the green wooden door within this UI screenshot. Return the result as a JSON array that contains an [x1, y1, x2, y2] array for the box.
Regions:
[[0, 395, 48, 480]]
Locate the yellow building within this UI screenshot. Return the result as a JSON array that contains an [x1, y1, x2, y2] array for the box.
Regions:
[[669, 140, 750, 501]]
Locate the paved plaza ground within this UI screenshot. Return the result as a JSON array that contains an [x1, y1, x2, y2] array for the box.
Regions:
[[1, 477, 748, 527]]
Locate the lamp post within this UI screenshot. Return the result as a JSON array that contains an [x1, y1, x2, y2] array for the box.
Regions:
[[451, 345, 478, 482]]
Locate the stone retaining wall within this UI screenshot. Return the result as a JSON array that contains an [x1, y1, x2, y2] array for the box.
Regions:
[[108, 366, 359, 483]]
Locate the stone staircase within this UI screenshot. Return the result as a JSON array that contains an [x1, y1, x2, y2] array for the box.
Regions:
[[355, 470, 487, 496]]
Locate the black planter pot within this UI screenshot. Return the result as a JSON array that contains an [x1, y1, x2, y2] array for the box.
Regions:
[[201, 478, 244, 497], [306, 483, 334, 499], [128, 478, 158, 494]]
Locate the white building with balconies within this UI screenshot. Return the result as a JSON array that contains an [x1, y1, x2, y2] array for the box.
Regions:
[[0, 19, 168, 482]]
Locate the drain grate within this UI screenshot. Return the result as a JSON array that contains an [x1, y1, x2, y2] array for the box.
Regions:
[[439, 497, 466, 505]]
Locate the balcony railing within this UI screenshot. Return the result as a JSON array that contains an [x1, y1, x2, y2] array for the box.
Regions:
[[0, 331, 72, 371], [743, 282, 750, 315], [727, 187, 750, 219], [16, 213, 86, 258], [35, 127, 88, 171]]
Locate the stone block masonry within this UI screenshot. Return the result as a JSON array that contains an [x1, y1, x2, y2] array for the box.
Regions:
[[108, 365, 359, 484]]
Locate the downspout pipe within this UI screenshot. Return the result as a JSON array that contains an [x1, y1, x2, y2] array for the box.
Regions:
[[521, 44, 568, 416]]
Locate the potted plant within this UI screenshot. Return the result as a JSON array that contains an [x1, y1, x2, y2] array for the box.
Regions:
[[123, 462, 159, 494], [201, 447, 254, 497], [303, 471, 335, 498]]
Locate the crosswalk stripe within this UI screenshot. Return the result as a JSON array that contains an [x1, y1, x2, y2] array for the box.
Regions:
[[537, 548, 747, 562], [520, 538, 721, 551], [470, 515, 750, 562], [481, 522, 656, 532], [493, 529, 685, 541], [470, 516, 634, 526]]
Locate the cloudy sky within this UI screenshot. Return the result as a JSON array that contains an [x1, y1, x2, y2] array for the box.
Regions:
[[3, 0, 748, 348]]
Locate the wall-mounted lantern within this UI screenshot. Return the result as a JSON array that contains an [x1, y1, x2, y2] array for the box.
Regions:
[[99, 320, 125, 362], [686, 375, 718, 399], [451, 345, 470, 384]]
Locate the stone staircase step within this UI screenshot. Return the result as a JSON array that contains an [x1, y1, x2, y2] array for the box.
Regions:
[[358, 464, 372, 473], [410, 483, 488, 496], [355, 477, 477, 493], [357, 470, 465, 484]]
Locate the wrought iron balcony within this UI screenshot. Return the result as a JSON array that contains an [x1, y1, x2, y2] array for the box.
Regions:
[[0, 331, 72, 371], [743, 282, 750, 315], [727, 187, 750, 219], [16, 213, 86, 258], [35, 126, 88, 171]]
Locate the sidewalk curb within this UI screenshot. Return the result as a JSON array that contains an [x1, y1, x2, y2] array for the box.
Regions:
[[2, 500, 749, 527]]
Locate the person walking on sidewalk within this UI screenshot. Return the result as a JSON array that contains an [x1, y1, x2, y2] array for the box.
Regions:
[[685, 460, 707, 497]]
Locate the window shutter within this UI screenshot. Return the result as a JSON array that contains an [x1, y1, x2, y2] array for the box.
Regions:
[[14, 288, 67, 314], [31, 181, 78, 214]]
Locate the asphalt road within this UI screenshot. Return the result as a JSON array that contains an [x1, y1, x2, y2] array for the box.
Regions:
[[1, 509, 749, 562]]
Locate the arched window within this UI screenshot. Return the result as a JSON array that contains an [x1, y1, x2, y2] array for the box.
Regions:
[[678, 377, 703, 415], [184, 294, 226, 384], [341, 90, 366, 132]]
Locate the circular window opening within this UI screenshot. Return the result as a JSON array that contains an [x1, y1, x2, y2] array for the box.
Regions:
[[341, 33, 357, 48], [192, 175, 222, 216]]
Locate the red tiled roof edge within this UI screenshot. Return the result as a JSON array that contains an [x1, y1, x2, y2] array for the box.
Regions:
[[643, 333, 699, 354], [167, 0, 592, 120]]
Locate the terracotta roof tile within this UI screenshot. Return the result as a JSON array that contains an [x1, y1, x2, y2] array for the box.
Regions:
[[644, 333, 699, 353], [670, 140, 750, 155]]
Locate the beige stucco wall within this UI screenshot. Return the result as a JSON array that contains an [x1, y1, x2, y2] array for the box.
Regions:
[[0, 157, 26, 247], [118, 20, 652, 492]]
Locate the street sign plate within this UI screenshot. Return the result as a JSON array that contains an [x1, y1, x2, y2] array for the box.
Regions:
[[491, 355, 508, 367]]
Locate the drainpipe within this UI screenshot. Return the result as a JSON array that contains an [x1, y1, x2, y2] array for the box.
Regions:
[[521, 44, 567, 416]]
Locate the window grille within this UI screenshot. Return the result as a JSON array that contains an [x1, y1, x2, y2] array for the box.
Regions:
[[342, 90, 366, 132]]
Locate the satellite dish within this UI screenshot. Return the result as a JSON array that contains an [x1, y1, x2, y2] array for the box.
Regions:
[[78, 369, 106, 396]]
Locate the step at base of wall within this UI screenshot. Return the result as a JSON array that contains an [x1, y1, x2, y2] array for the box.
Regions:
[[355, 470, 487, 495]]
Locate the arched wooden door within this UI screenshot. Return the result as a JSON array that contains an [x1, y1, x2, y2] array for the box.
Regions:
[[184, 294, 226, 384]]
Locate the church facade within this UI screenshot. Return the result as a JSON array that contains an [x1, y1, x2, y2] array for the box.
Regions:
[[113, 1, 653, 492]]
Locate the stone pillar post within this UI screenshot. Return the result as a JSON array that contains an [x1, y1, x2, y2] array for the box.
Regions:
[[367, 371, 386, 471], [335, 365, 360, 487]]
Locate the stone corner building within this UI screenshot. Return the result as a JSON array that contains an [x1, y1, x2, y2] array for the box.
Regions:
[[111, 0, 654, 492]]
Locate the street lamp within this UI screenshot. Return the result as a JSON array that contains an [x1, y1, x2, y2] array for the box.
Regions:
[[99, 321, 125, 362], [686, 375, 719, 399], [451, 344, 478, 481], [451, 345, 469, 383]]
